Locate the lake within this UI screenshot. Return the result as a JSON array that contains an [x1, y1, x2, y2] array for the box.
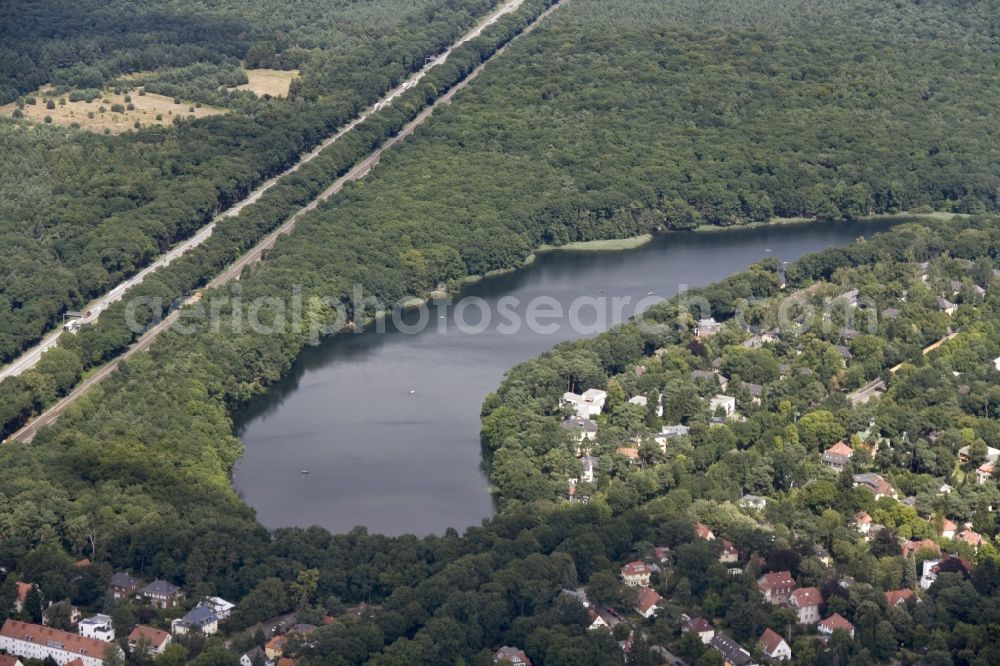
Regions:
[[232, 218, 900, 535]]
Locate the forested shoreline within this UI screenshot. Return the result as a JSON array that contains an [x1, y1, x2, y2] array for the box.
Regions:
[[1, 0, 1000, 664]]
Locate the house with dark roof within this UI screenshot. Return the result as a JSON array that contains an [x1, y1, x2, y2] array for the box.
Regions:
[[170, 607, 218, 636], [139, 580, 183, 609], [710, 633, 757, 666], [681, 616, 715, 644], [852, 472, 899, 500], [109, 573, 141, 600]]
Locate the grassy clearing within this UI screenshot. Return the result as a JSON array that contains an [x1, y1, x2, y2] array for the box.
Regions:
[[2, 87, 225, 134], [233, 69, 300, 97]]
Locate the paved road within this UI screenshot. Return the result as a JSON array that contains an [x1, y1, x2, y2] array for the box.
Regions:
[[7, 0, 567, 444], [0, 0, 526, 384]]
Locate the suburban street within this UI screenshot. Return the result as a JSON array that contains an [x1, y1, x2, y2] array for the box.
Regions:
[[6, 0, 566, 443], [0, 0, 527, 385]]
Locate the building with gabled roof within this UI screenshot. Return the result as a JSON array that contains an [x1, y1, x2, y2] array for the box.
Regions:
[[757, 571, 796, 604], [128, 626, 171, 655], [139, 580, 183, 609], [695, 522, 716, 541], [681, 616, 715, 644], [710, 633, 757, 666], [787, 587, 822, 624], [635, 588, 662, 619], [818, 613, 855, 639], [852, 473, 899, 500], [620, 561, 652, 587], [821, 441, 854, 471], [885, 589, 913, 608], [758, 628, 791, 661], [0, 619, 120, 666], [493, 646, 531, 665]]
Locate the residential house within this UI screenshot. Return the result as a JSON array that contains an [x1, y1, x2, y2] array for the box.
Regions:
[[635, 588, 662, 619], [958, 445, 1000, 465], [719, 540, 739, 563], [77, 616, 113, 642], [853, 511, 872, 536], [561, 389, 607, 418], [561, 417, 598, 449], [901, 539, 940, 559], [12, 583, 33, 614], [170, 607, 218, 636], [957, 529, 986, 551], [852, 473, 899, 500], [654, 425, 689, 450], [921, 555, 973, 589], [696, 318, 722, 338], [740, 382, 763, 404], [812, 545, 831, 567], [0, 619, 120, 666], [43, 603, 80, 628], [786, 588, 821, 624], [709, 394, 736, 418], [139, 581, 183, 609], [615, 446, 640, 461], [710, 633, 757, 666], [833, 345, 853, 363], [586, 608, 620, 632], [758, 628, 791, 662], [937, 297, 957, 315], [940, 518, 957, 540], [620, 561, 652, 587], [757, 572, 796, 604], [627, 395, 648, 408], [109, 573, 141, 600], [264, 635, 287, 661], [493, 646, 531, 665], [821, 441, 854, 471], [885, 589, 913, 608], [739, 494, 767, 511], [197, 597, 235, 621], [681, 617, 715, 645], [128, 626, 171, 656], [239, 647, 270, 666], [695, 523, 716, 541], [976, 462, 994, 485], [652, 546, 671, 564], [580, 456, 598, 484], [818, 613, 855, 639]]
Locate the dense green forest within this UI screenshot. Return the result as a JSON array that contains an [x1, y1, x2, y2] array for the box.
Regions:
[[0, 0, 497, 362]]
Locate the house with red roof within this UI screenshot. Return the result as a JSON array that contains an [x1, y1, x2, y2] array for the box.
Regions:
[[694, 523, 716, 541], [0, 655, 25, 666], [786, 587, 822, 624], [719, 540, 739, 563], [822, 441, 854, 471], [884, 589, 913, 608], [957, 530, 986, 551], [0, 620, 120, 666], [900, 538, 940, 558], [940, 517, 957, 540], [853, 511, 872, 535], [12, 583, 33, 614], [818, 613, 855, 639], [852, 472, 899, 500], [976, 462, 994, 485], [757, 571, 796, 604], [635, 588, 662, 619], [128, 626, 171, 655], [758, 628, 791, 661], [620, 561, 652, 587]]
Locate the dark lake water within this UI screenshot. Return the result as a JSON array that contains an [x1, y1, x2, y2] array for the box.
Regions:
[[232, 218, 900, 535]]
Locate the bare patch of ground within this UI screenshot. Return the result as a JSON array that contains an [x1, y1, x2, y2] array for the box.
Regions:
[[233, 69, 300, 97], [2, 87, 225, 134]]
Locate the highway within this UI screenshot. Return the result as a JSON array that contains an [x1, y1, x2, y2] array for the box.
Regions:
[[0, 0, 526, 384], [7, 0, 568, 443]]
